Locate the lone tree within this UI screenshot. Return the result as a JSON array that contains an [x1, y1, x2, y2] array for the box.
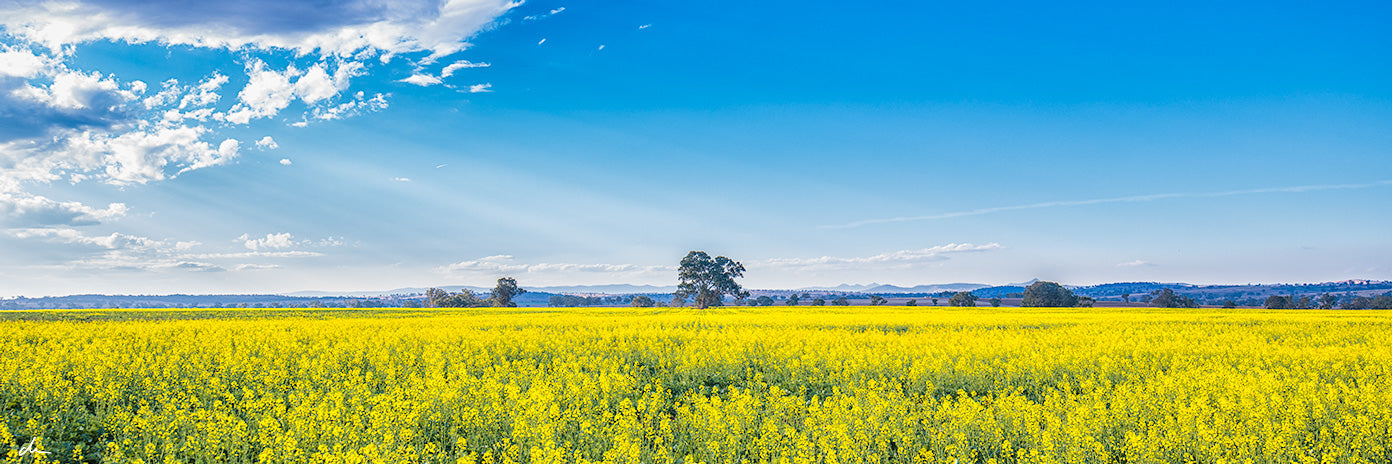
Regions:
[[490, 277, 525, 307], [785, 293, 800, 306], [949, 291, 977, 307], [630, 295, 655, 307], [1021, 281, 1078, 307], [869, 295, 887, 306], [675, 251, 749, 309]]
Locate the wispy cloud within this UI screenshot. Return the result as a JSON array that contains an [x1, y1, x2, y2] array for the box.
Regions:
[[524, 7, 566, 21], [468, 83, 493, 93], [442, 255, 673, 275], [758, 243, 1003, 271], [823, 180, 1392, 229], [1117, 260, 1155, 268]]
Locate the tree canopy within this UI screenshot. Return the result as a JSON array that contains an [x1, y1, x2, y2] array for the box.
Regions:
[[949, 291, 977, 307], [1021, 281, 1078, 307], [490, 277, 525, 307], [675, 251, 749, 309]]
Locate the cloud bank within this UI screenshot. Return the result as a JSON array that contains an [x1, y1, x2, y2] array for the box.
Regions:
[[0, 0, 516, 226]]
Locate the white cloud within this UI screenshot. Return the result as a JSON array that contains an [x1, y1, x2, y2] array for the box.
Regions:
[[0, 192, 127, 226], [256, 136, 279, 149], [524, 7, 565, 21], [240, 232, 296, 251], [0, 0, 518, 59], [399, 74, 443, 86], [538, 38, 547, 45], [1117, 260, 1155, 268], [760, 243, 1004, 270], [393, 177, 412, 182], [638, 24, 651, 30], [279, 158, 292, 166], [442, 255, 674, 275], [597, 45, 605, 51], [223, 60, 297, 124], [441, 60, 489, 77], [308, 91, 389, 122], [234, 263, 281, 271], [468, 83, 492, 93]]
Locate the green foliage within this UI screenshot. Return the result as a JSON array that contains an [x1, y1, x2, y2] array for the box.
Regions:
[[905, 299, 917, 307], [949, 291, 977, 307], [675, 251, 749, 309], [1151, 288, 1199, 308], [869, 295, 887, 306], [1022, 281, 1078, 307], [810, 298, 826, 306], [752, 296, 775, 307], [1265, 296, 1294, 309], [831, 297, 850, 306], [428, 288, 485, 308], [785, 294, 800, 306], [989, 297, 1002, 307], [630, 295, 655, 307], [489, 277, 525, 307]]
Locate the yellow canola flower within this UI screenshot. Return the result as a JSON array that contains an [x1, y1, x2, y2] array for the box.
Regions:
[[0, 306, 1389, 463]]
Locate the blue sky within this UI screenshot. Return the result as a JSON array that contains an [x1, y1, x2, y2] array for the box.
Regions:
[[1, 0, 1389, 295]]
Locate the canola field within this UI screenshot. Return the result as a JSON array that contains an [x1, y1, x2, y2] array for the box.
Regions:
[[0, 306, 1389, 464]]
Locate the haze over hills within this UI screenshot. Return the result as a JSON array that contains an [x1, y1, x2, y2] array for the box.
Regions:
[[4, 280, 1389, 310]]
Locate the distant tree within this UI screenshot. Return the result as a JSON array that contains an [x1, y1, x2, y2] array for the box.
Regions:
[[675, 251, 749, 309], [801, 293, 812, 300], [400, 299, 421, 308], [1140, 294, 1152, 304], [811, 298, 826, 306], [1293, 295, 1311, 310], [905, 299, 917, 307], [1076, 296, 1095, 307], [931, 298, 939, 306], [753, 296, 775, 307], [490, 277, 526, 307], [433, 289, 484, 308], [1022, 281, 1078, 307], [989, 297, 1002, 307], [630, 295, 655, 307], [785, 293, 800, 306], [831, 297, 850, 306], [425, 288, 448, 308], [869, 295, 887, 306], [949, 292, 977, 307], [1150, 288, 1198, 308], [1221, 300, 1237, 309], [308, 300, 327, 309], [1264, 295, 1293, 309], [1318, 293, 1338, 310], [1121, 293, 1131, 303]]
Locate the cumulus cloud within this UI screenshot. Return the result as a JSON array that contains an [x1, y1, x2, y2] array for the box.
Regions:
[[256, 136, 278, 149], [399, 74, 443, 86], [0, 0, 515, 214], [0, 192, 127, 226], [279, 158, 292, 166], [0, 0, 518, 59], [760, 243, 1004, 270], [468, 83, 492, 93], [239, 232, 296, 250]]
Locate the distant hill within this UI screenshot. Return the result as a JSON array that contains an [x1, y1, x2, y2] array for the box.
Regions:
[[5, 280, 1389, 310]]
